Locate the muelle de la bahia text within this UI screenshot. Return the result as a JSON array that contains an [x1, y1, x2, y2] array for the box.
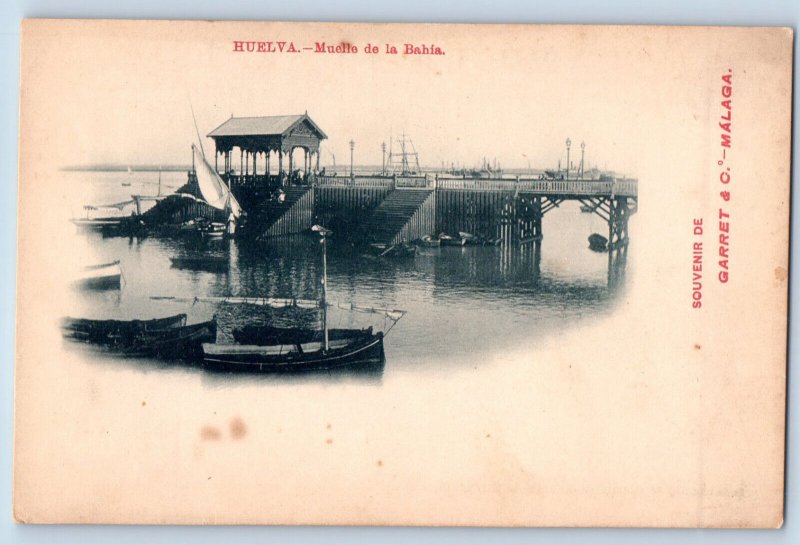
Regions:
[[233, 41, 445, 55]]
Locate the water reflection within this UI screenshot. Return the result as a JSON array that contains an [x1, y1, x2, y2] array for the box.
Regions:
[[70, 218, 631, 377]]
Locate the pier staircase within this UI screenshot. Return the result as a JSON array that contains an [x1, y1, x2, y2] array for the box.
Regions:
[[251, 186, 315, 239], [362, 189, 436, 246]]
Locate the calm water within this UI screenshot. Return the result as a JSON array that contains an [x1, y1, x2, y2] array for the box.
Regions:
[[65, 170, 634, 379]]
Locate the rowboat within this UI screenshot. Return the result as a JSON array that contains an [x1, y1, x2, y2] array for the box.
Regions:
[[415, 235, 441, 248], [439, 233, 466, 246], [61, 313, 216, 360], [61, 313, 187, 344], [73, 260, 122, 290], [588, 233, 608, 252], [193, 225, 405, 373], [368, 242, 417, 258]]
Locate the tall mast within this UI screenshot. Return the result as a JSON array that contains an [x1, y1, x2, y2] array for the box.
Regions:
[[312, 225, 332, 352], [322, 231, 329, 352]]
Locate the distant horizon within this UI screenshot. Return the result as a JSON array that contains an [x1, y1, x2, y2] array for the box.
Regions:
[[61, 163, 615, 176]]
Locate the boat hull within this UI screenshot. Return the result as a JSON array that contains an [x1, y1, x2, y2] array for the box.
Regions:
[[72, 260, 123, 290], [62, 314, 216, 360], [202, 333, 385, 373]]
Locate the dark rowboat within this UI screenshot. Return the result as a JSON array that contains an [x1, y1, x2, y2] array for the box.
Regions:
[[124, 319, 217, 360], [415, 235, 441, 248], [202, 332, 384, 373], [368, 242, 417, 258], [588, 233, 608, 252], [62, 313, 216, 360], [439, 233, 466, 246], [61, 313, 187, 345]]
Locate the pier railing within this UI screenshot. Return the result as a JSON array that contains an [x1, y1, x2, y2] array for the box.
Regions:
[[313, 175, 637, 197], [436, 178, 638, 197]]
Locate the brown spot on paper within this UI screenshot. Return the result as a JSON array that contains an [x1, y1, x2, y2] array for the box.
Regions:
[[200, 426, 222, 441], [229, 417, 247, 440]]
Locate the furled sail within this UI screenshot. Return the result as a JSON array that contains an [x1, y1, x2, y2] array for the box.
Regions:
[[151, 295, 406, 321], [192, 145, 241, 218]]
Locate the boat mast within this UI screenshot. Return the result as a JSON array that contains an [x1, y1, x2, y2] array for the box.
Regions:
[[321, 231, 329, 352], [312, 224, 333, 352]]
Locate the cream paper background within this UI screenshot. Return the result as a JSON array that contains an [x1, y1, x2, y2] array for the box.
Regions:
[[14, 20, 791, 526]]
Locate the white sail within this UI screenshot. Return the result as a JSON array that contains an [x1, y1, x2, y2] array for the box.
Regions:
[[193, 145, 241, 218]]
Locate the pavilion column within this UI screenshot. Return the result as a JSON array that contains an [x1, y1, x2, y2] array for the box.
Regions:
[[289, 147, 294, 175], [253, 152, 257, 179], [304, 148, 309, 175], [267, 151, 271, 178], [316, 150, 320, 172], [240, 149, 244, 177], [279, 149, 284, 177], [215, 151, 219, 173]]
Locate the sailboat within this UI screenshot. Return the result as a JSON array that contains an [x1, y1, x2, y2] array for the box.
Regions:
[[121, 165, 133, 186], [190, 143, 241, 237], [153, 225, 405, 373]]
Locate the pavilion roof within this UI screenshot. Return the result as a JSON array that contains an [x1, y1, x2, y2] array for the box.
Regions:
[[207, 114, 327, 139]]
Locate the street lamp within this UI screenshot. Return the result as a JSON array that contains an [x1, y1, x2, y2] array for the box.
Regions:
[[580, 141, 586, 178], [381, 141, 386, 176], [565, 138, 572, 180], [349, 139, 355, 178]]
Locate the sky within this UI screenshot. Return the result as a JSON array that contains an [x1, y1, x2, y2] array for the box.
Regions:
[[19, 20, 668, 177]]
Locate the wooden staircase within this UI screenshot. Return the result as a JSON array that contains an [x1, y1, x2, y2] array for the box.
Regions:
[[252, 187, 315, 239], [362, 189, 435, 246]]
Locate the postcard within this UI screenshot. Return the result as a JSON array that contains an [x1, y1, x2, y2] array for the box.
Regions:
[[13, 20, 792, 526]]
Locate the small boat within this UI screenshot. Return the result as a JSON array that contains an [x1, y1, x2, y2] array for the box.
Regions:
[[121, 182, 132, 187], [71, 218, 124, 230], [72, 260, 122, 290], [61, 313, 216, 360], [580, 204, 594, 213], [61, 313, 187, 344], [369, 242, 417, 258], [123, 319, 217, 360], [194, 218, 226, 238], [438, 233, 466, 246], [170, 256, 229, 272], [458, 231, 477, 245], [415, 235, 441, 248], [198, 225, 405, 373], [588, 233, 608, 252], [202, 332, 384, 373]]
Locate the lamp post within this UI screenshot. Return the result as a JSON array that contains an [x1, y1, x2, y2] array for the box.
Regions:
[[580, 141, 586, 179], [381, 141, 386, 176], [565, 138, 571, 180], [349, 139, 355, 178]]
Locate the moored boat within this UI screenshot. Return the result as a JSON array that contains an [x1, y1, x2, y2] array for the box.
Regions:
[[202, 332, 384, 373], [196, 225, 405, 373], [415, 235, 441, 248], [588, 233, 608, 252], [73, 260, 123, 290], [439, 233, 466, 246], [368, 242, 417, 258], [61, 313, 216, 360], [61, 313, 187, 344]]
